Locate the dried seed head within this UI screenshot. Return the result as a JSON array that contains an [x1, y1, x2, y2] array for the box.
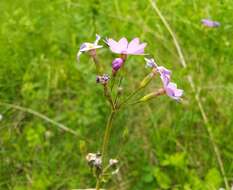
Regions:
[[86, 153, 102, 169]]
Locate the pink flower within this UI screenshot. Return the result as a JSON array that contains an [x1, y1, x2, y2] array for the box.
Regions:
[[106, 37, 147, 55], [164, 82, 183, 100]]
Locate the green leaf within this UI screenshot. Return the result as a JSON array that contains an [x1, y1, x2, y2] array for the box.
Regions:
[[205, 168, 222, 189], [161, 152, 187, 169], [153, 168, 171, 189]]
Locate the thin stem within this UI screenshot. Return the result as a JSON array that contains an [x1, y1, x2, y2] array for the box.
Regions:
[[101, 109, 116, 164], [149, 0, 186, 68], [118, 87, 142, 108], [113, 75, 123, 106], [119, 70, 156, 108], [0, 101, 79, 137], [95, 178, 101, 190], [91, 51, 102, 75], [149, 1, 229, 189], [104, 85, 115, 109], [95, 109, 116, 190], [110, 75, 116, 92]]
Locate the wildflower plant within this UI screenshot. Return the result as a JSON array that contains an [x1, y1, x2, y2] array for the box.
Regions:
[[77, 35, 183, 189]]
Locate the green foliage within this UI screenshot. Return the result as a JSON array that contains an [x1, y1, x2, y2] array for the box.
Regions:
[[0, 0, 233, 189]]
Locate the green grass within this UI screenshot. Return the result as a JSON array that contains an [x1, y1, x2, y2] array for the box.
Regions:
[[0, 0, 233, 189]]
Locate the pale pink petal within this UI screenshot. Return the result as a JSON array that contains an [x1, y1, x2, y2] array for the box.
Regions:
[[167, 82, 177, 89], [165, 87, 174, 98], [107, 38, 122, 53], [118, 37, 128, 52], [127, 38, 140, 53], [175, 89, 183, 97], [128, 43, 147, 55], [165, 82, 183, 100]]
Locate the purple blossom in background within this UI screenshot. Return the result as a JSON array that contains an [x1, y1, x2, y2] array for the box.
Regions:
[[164, 82, 183, 100], [77, 34, 103, 60], [96, 74, 110, 85], [106, 37, 147, 55], [112, 58, 124, 72], [201, 19, 220, 27]]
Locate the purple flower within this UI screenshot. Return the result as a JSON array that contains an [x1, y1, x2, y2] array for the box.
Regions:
[[96, 74, 110, 85], [201, 19, 220, 27], [144, 58, 182, 100], [144, 58, 171, 85], [77, 34, 103, 60], [112, 58, 124, 72], [106, 37, 147, 55], [157, 66, 171, 86], [144, 58, 157, 68], [164, 82, 183, 100]]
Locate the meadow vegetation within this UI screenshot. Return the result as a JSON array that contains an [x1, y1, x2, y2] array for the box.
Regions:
[[0, 0, 233, 189]]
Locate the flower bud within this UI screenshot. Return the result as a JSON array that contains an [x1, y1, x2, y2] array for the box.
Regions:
[[117, 87, 123, 96], [139, 71, 156, 88], [139, 88, 165, 102], [112, 58, 124, 72]]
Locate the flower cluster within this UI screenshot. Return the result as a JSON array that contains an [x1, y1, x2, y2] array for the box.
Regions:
[[145, 58, 183, 100], [77, 34, 183, 101], [86, 153, 119, 176]]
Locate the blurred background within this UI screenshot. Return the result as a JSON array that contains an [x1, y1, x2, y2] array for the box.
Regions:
[[0, 0, 233, 189]]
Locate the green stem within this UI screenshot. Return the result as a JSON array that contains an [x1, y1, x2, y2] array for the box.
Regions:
[[104, 85, 115, 109], [101, 109, 116, 164], [91, 51, 102, 75], [95, 109, 116, 190], [118, 87, 142, 108], [95, 178, 101, 190], [0, 102, 79, 137]]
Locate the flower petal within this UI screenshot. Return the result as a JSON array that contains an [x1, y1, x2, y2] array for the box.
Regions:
[[127, 38, 140, 53], [118, 37, 128, 52], [77, 51, 82, 61], [94, 34, 101, 45], [175, 89, 183, 97], [128, 43, 147, 55], [107, 38, 122, 53], [144, 58, 157, 68]]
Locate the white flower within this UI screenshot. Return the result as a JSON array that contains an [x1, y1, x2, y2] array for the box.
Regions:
[[77, 34, 103, 61], [109, 159, 118, 166], [0, 114, 2, 121]]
